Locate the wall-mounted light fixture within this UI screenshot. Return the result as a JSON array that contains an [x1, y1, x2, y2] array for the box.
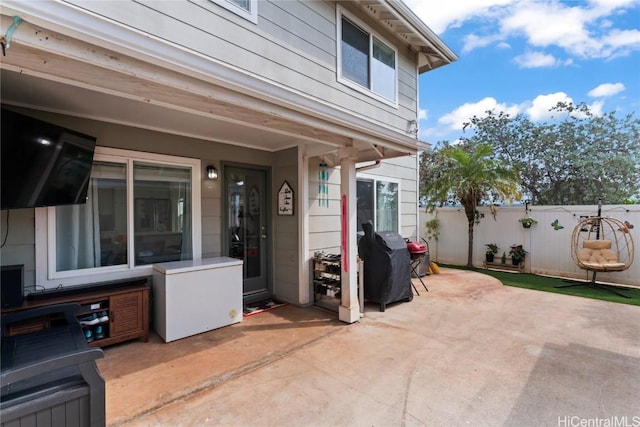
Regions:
[[407, 119, 418, 136], [206, 165, 218, 180]]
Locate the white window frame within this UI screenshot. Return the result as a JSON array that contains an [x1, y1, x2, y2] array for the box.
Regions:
[[356, 172, 401, 233], [210, 0, 258, 24], [35, 147, 202, 288], [336, 6, 398, 107]]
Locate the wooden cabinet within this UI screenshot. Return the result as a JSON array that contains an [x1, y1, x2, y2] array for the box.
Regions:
[[2, 281, 149, 348], [109, 290, 146, 343]]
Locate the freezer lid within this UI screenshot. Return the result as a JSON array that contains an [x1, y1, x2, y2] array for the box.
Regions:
[[153, 257, 243, 274]]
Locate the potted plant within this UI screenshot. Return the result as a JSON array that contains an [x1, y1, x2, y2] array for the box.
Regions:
[[509, 244, 527, 265], [518, 217, 538, 229], [485, 243, 499, 262]]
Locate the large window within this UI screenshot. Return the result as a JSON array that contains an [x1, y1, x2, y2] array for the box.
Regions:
[[39, 148, 201, 282], [338, 9, 397, 104], [357, 177, 399, 234], [55, 161, 128, 272], [210, 0, 257, 23]]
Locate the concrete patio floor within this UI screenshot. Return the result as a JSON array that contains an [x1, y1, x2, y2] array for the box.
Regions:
[[98, 268, 640, 427]]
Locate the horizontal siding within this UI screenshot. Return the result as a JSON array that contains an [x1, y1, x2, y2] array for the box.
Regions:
[[400, 225, 417, 238], [0, 207, 36, 292], [67, 0, 418, 132], [308, 156, 419, 252], [402, 200, 418, 216], [309, 215, 341, 233], [309, 231, 342, 251]]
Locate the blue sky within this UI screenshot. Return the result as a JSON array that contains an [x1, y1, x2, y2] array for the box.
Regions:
[[404, 0, 640, 144]]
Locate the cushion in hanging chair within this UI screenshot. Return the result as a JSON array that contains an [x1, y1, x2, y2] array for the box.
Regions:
[[577, 240, 626, 271]]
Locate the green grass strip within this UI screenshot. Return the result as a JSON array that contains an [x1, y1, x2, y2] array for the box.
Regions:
[[440, 264, 640, 306]]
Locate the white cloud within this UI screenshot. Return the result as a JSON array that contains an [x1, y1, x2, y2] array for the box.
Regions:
[[521, 92, 605, 120], [418, 108, 428, 120], [401, 0, 513, 34], [500, 2, 599, 56], [513, 50, 559, 68], [461, 34, 496, 53], [423, 92, 611, 142], [438, 97, 521, 131], [588, 82, 626, 97], [590, 0, 640, 9], [525, 92, 574, 121], [405, 0, 640, 60], [427, 93, 609, 139], [588, 100, 605, 116], [599, 28, 640, 58]]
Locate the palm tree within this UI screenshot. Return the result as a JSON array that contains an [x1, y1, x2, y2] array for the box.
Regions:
[[420, 143, 520, 266]]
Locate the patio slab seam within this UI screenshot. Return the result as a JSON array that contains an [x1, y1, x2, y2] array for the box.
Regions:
[[108, 323, 351, 427]]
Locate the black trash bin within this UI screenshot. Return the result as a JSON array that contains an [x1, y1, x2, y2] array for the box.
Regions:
[[358, 223, 413, 312]]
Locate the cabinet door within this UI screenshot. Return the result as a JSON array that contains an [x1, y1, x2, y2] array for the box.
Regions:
[[110, 291, 143, 337]]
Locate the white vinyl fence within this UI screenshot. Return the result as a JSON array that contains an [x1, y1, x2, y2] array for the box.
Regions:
[[419, 205, 639, 287]]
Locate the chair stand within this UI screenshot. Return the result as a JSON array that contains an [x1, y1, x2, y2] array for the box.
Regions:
[[409, 254, 428, 293], [555, 271, 631, 298], [411, 280, 420, 296]]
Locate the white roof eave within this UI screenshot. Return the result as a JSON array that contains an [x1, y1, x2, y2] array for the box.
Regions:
[[359, 0, 458, 73]]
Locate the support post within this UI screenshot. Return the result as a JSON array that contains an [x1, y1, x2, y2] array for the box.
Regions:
[[338, 146, 361, 324]]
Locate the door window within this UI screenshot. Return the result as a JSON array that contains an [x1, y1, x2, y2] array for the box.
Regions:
[[226, 167, 269, 299]]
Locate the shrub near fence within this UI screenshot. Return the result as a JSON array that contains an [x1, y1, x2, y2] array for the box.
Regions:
[[419, 205, 640, 287]]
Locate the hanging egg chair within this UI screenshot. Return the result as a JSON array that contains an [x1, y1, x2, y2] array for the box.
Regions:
[[559, 216, 635, 297], [571, 216, 634, 272]]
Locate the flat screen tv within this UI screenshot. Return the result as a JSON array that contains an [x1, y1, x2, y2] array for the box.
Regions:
[[1, 107, 97, 210]]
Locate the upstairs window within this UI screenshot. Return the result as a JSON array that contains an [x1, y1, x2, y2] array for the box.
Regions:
[[211, 0, 257, 23], [228, 0, 250, 9], [338, 10, 397, 105]]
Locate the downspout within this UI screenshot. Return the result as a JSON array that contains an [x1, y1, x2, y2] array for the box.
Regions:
[[356, 160, 381, 173]]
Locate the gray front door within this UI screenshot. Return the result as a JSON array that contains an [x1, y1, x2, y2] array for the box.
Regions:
[[225, 166, 269, 302]]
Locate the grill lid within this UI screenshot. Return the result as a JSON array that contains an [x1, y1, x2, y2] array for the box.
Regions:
[[406, 241, 427, 254]]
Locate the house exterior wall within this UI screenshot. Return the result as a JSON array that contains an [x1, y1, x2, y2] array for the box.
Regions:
[[65, 0, 419, 132], [272, 147, 301, 304], [0, 0, 445, 310], [0, 109, 419, 298], [308, 155, 419, 256], [0, 106, 275, 291], [0, 208, 36, 288]]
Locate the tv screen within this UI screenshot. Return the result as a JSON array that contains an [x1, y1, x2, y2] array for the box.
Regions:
[[1, 107, 97, 210]]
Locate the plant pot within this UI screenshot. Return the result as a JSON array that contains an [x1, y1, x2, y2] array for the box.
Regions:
[[485, 253, 495, 263], [522, 223, 532, 229], [512, 257, 521, 265]]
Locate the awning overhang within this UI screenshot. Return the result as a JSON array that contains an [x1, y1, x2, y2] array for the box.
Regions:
[[0, 9, 420, 164]]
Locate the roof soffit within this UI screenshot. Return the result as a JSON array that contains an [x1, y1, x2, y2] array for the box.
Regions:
[[356, 0, 458, 72]]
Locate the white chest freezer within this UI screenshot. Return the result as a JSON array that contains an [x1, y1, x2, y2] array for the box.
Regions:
[[152, 257, 243, 342]]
